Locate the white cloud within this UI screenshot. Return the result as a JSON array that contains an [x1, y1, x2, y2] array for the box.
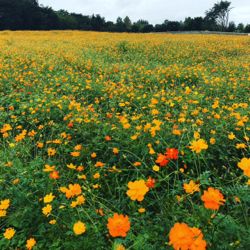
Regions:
[[39, 0, 250, 24]]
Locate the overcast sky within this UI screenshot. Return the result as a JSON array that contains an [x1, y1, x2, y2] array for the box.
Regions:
[[39, 0, 250, 24]]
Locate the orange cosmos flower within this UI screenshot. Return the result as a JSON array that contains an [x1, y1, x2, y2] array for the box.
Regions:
[[96, 208, 104, 216], [36, 142, 44, 148], [60, 184, 82, 199], [49, 171, 60, 179], [169, 222, 207, 250], [74, 144, 82, 151], [146, 176, 156, 189], [1, 124, 12, 133], [71, 151, 80, 157], [68, 122, 74, 128], [127, 180, 149, 201], [201, 187, 225, 210], [105, 135, 111, 141], [113, 148, 119, 154], [165, 148, 179, 160], [15, 130, 27, 142], [77, 165, 84, 172], [91, 152, 97, 158], [107, 213, 130, 237], [95, 161, 105, 167], [133, 161, 141, 167], [155, 153, 169, 167], [190, 227, 207, 250], [106, 113, 113, 118]]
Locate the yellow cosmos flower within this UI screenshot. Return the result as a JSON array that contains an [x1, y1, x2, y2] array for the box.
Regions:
[[74, 144, 82, 150], [237, 158, 250, 177], [73, 221, 86, 235], [138, 207, 146, 213], [0, 199, 10, 210], [194, 131, 200, 139], [12, 178, 20, 185], [93, 173, 100, 179], [228, 132, 235, 140], [42, 204, 52, 216], [0, 210, 7, 217], [26, 238, 36, 250], [71, 195, 85, 208], [3, 228, 15, 240], [236, 143, 247, 149], [152, 165, 160, 172], [189, 139, 208, 153], [183, 180, 200, 194], [210, 137, 216, 144], [43, 193, 55, 203], [127, 180, 149, 201], [49, 219, 57, 225], [67, 163, 77, 170], [115, 244, 126, 250], [43, 164, 56, 172], [47, 148, 56, 156], [91, 152, 97, 158]]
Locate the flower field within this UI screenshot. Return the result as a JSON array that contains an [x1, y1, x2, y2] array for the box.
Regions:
[[0, 31, 249, 249]]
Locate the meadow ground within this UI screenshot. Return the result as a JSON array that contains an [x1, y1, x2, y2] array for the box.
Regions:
[[0, 31, 249, 250]]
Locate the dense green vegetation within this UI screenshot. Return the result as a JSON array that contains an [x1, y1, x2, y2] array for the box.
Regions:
[[0, 31, 249, 249]]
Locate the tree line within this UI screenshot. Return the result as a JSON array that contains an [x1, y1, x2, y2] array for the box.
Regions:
[[0, 0, 249, 33]]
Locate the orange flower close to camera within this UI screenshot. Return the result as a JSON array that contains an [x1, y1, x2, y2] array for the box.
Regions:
[[155, 153, 169, 167], [169, 222, 207, 250], [107, 213, 130, 237], [201, 187, 225, 210], [165, 148, 179, 160]]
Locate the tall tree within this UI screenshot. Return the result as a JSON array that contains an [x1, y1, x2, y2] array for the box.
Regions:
[[227, 21, 236, 32], [90, 14, 105, 31], [132, 19, 149, 32], [244, 24, 250, 33], [123, 16, 132, 32], [205, 1, 232, 31], [237, 23, 244, 33], [115, 17, 126, 32]]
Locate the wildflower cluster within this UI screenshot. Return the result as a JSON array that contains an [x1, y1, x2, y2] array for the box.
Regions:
[[0, 31, 249, 249]]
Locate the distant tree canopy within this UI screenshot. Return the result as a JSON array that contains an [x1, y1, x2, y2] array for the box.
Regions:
[[0, 0, 249, 32], [205, 1, 232, 31]]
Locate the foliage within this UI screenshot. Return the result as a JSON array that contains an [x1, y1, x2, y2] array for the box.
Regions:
[[205, 1, 232, 31], [0, 31, 250, 249]]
